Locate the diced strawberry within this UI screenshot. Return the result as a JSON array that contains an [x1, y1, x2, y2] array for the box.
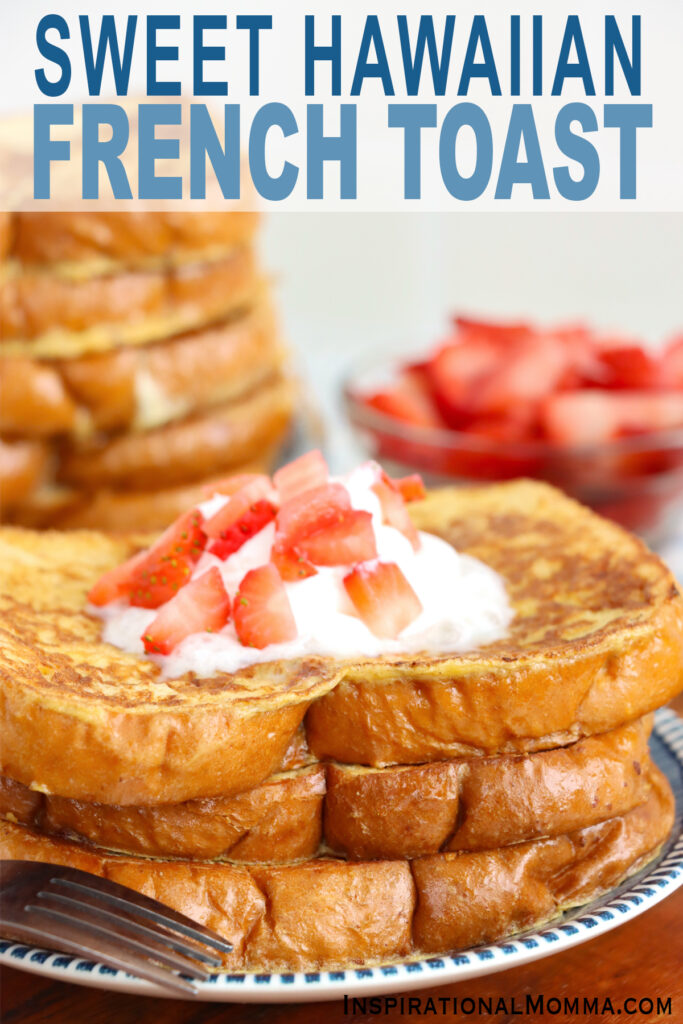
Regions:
[[553, 325, 605, 387], [276, 483, 351, 542], [129, 509, 207, 609], [474, 334, 575, 416], [372, 475, 420, 550], [273, 450, 328, 503], [234, 564, 297, 649], [271, 538, 317, 582], [364, 367, 443, 429], [142, 567, 231, 655], [203, 477, 275, 540], [452, 315, 533, 345], [202, 473, 269, 498], [541, 390, 683, 446], [426, 339, 500, 427], [274, 482, 377, 573], [295, 509, 377, 566], [393, 474, 426, 502], [87, 550, 148, 607], [208, 500, 276, 560], [343, 562, 422, 639], [661, 336, 683, 389], [597, 345, 661, 389]]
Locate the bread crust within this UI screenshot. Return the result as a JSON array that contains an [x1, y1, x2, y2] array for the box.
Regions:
[[307, 483, 683, 763], [0, 767, 673, 971], [0, 359, 79, 436], [0, 482, 680, 804], [57, 375, 294, 490], [0, 766, 326, 863], [0, 302, 284, 438], [10, 211, 259, 267], [0, 528, 341, 804], [412, 765, 674, 954], [0, 719, 653, 863], [325, 717, 653, 860], [0, 439, 49, 507], [4, 448, 281, 532], [1, 249, 260, 355]]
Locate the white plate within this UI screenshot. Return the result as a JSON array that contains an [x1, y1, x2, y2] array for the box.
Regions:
[[2, 708, 682, 1003]]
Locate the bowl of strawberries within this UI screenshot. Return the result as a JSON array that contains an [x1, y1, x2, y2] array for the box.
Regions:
[[344, 316, 683, 543]]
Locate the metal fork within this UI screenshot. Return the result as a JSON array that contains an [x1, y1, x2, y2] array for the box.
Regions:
[[0, 860, 233, 996]]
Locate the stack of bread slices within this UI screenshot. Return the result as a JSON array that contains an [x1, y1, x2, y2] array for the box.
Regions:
[[0, 481, 682, 971], [0, 210, 293, 531]]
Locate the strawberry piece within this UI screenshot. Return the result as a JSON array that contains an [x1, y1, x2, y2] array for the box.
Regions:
[[273, 450, 328, 503], [295, 509, 377, 566], [274, 482, 374, 575], [453, 315, 532, 343], [661, 336, 683, 389], [393, 474, 426, 503], [271, 538, 317, 582], [372, 475, 420, 550], [87, 550, 148, 607], [365, 367, 443, 429], [208, 500, 276, 560], [426, 339, 500, 427], [129, 509, 207, 609], [203, 477, 274, 540], [234, 564, 298, 649], [473, 334, 574, 416], [343, 562, 423, 639], [598, 345, 660, 390], [142, 567, 231, 655], [276, 483, 351, 542], [541, 390, 683, 446]]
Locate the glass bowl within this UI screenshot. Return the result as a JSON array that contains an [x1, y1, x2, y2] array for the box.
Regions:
[[344, 360, 683, 547]]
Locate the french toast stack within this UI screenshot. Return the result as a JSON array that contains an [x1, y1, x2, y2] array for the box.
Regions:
[[0, 481, 682, 971], [0, 211, 293, 531]]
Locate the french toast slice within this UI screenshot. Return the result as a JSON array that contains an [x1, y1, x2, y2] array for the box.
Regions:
[[307, 481, 683, 764], [0, 765, 673, 971], [0, 527, 340, 805], [0, 719, 653, 863], [0, 439, 49, 508], [56, 375, 294, 490], [1, 249, 260, 356], [1, 299, 284, 437], [9, 211, 259, 268], [5, 443, 283, 532], [1, 481, 681, 805]]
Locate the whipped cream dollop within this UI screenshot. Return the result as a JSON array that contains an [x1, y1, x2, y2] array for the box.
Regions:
[[95, 463, 513, 676]]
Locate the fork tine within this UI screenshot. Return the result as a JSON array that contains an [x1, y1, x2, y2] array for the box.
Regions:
[[12, 916, 199, 996], [25, 903, 211, 982], [47, 870, 232, 953], [34, 891, 221, 967]]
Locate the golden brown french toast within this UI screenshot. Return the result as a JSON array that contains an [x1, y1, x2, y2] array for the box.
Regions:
[[0, 439, 49, 508], [1, 249, 260, 357], [8, 211, 259, 268], [0, 299, 283, 438], [56, 375, 294, 490], [0, 525, 339, 805], [0, 765, 673, 971], [307, 481, 683, 763], [0, 719, 653, 863], [5, 444, 283, 532], [0, 481, 681, 807]]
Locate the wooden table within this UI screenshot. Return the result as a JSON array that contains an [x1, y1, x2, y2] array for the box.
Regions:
[[3, 696, 682, 1024]]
